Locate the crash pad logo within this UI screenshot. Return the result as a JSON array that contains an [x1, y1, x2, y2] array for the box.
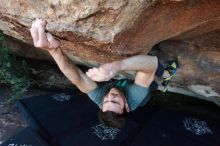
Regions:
[[92, 124, 120, 140], [8, 144, 32, 146], [183, 117, 213, 135], [51, 93, 71, 102]]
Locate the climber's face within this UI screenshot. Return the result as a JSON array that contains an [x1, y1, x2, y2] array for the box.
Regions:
[[102, 88, 129, 114]]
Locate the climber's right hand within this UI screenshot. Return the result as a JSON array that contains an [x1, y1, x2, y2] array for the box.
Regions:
[[30, 18, 60, 51]]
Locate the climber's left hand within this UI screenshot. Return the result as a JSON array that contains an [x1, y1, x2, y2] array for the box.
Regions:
[[86, 61, 121, 82]]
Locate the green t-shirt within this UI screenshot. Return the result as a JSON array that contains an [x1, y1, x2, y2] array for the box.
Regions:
[[87, 80, 149, 111]]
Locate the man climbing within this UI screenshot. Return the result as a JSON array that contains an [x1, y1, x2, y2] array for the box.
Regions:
[[30, 18, 177, 128]]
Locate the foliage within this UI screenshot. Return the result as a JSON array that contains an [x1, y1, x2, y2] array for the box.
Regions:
[[0, 32, 32, 104]]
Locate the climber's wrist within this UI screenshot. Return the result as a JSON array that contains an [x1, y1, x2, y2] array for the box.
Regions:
[[48, 47, 61, 55]]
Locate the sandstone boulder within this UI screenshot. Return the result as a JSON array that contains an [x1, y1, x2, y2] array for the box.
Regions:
[[0, 0, 219, 104]]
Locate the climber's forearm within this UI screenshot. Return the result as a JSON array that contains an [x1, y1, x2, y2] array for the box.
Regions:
[[120, 55, 158, 87], [118, 55, 158, 73], [48, 48, 97, 93], [48, 48, 83, 85], [86, 55, 157, 83]]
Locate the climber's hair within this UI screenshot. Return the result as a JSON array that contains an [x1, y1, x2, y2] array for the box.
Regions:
[[98, 110, 127, 128]]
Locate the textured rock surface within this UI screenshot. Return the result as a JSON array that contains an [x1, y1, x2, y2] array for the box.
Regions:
[[155, 30, 220, 105], [0, 0, 219, 103]]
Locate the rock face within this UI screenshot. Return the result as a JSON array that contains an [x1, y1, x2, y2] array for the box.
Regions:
[[0, 0, 219, 104]]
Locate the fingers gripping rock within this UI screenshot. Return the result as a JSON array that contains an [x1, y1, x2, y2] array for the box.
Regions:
[[46, 32, 60, 49], [30, 18, 61, 50]]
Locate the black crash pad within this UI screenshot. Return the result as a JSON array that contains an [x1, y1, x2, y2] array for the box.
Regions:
[[58, 119, 138, 146], [16, 89, 220, 146], [16, 89, 139, 146], [0, 127, 49, 146], [16, 89, 99, 141], [129, 109, 220, 146]]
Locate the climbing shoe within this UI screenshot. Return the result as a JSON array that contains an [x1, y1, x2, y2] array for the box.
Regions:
[[160, 60, 178, 92], [161, 80, 169, 93], [163, 61, 178, 81]]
